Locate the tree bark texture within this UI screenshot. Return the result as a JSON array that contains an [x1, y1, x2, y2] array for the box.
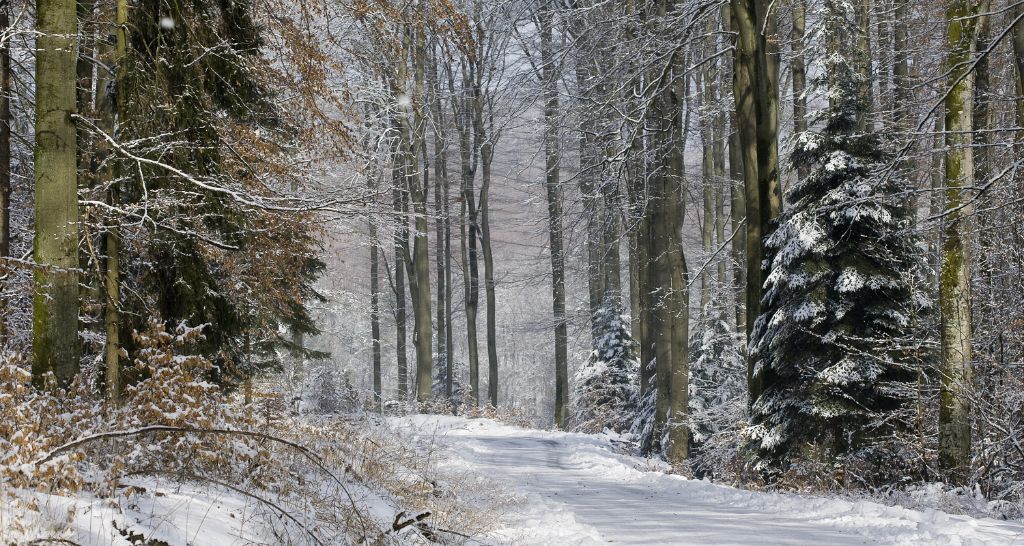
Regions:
[[34, 0, 81, 386]]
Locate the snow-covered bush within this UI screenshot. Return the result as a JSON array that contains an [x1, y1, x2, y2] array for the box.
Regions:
[[302, 364, 358, 414], [571, 307, 639, 433], [0, 359, 92, 493], [973, 348, 1024, 520]]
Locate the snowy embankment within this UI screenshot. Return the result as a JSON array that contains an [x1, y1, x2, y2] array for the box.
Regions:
[[389, 415, 1024, 545]]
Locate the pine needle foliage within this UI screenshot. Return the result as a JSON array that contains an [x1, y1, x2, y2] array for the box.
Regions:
[[571, 306, 638, 433], [748, 0, 927, 469], [113, 0, 328, 385]]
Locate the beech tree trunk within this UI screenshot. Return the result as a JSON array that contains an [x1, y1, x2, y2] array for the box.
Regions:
[[369, 167, 383, 410], [480, 140, 498, 407], [429, 50, 454, 401], [938, 0, 988, 485], [454, 65, 481, 406], [730, 0, 781, 406], [791, 0, 808, 180], [699, 54, 714, 315], [33, 0, 81, 386], [393, 163, 409, 400], [538, 9, 567, 428], [408, 31, 434, 404], [726, 2, 746, 335], [646, 0, 689, 463]]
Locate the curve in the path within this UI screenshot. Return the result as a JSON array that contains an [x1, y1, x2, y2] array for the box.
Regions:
[[456, 434, 866, 545], [415, 420, 1024, 546]]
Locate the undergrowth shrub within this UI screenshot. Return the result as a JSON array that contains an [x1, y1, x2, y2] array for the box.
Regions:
[[0, 360, 92, 493]]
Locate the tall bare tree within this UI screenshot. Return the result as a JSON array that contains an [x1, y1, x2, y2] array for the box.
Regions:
[[537, 5, 568, 428]]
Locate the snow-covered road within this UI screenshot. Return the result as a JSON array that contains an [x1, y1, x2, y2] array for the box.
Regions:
[[393, 415, 1024, 545]]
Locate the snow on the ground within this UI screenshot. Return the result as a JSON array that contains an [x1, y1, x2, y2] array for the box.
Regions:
[[389, 414, 1024, 546], [1, 471, 414, 545], [2, 478, 273, 545]]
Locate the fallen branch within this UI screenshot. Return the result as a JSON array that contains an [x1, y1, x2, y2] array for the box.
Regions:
[[389, 510, 431, 533]]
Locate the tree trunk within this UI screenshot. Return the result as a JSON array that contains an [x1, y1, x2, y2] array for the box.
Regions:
[[480, 143, 498, 408], [713, 24, 728, 292], [601, 177, 622, 310], [699, 57, 714, 315], [96, 0, 127, 403], [731, 0, 780, 406], [938, 0, 987, 485], [539, 8, 568, 428], [290, 320, 304, 395], [370, 214, 382, 411], [791, 0, 808, 180], [972, 11, 991, 205], [1014, 3, 1024, 132], [444, 184, 454, 401], [667, 50, 691, 465], [454, 66, 481, 406], [104, 199, 121, 403], [433, 112, 447, 403], [1014, 2, 1024, 208], [728, 121, 745, 334], [855, 0, 874, 132], [408, 31, 434, 404], [892, 0, 910, 129], [429, 51, 453, 401], [412, 195, 433, 404], [473, 63, 498, 408], [646, 0, 690, 463], [33, 0, 81, 386], [577, 59, 605, 340], [393, 163, 409, 400]]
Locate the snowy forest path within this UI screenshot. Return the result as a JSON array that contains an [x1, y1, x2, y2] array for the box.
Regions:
[[393, 416, 1024, 545]]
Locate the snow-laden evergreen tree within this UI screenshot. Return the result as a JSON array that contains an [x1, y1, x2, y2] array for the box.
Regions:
[[571, 306, 638, 433], [630, 359, 657, 453], [748, 0, 926, 468], [688, 310, 746, 450]]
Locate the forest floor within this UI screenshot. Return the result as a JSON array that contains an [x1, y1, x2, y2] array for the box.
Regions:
[[388, 414, 1024, 545]]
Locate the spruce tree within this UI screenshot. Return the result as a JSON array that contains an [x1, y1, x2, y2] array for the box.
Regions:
[[111, 0, 326, 386], [572, 305, 638, 433], [748, 0, 926, 467], [688, 308, 745, 454]]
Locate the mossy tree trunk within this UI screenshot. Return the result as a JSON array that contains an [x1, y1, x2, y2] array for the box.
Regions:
[[33, 0, 81, 386], [938, 0, 989, 485]]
